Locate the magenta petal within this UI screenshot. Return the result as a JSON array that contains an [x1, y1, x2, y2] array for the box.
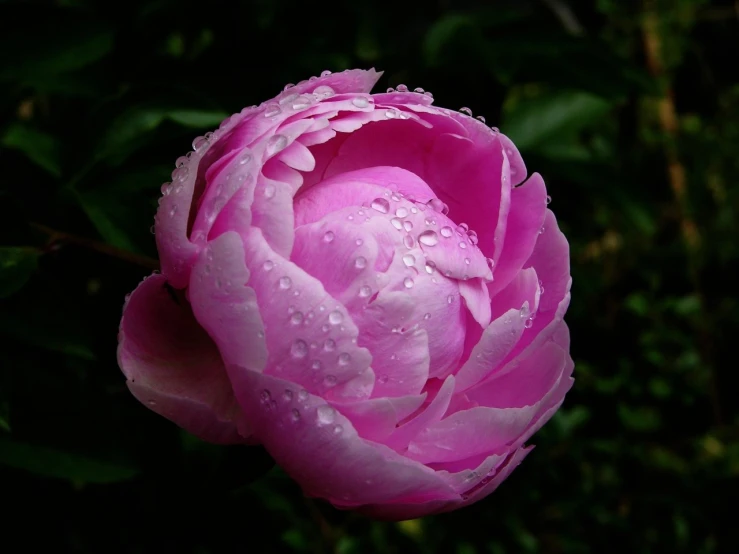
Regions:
[[229, 368, 458, 507], [488, 173, 548, 297], [118, 274, 245, 443], [334, 394, 427, 442], [241, 227, 373, 399], [285, 68, 382, 98]]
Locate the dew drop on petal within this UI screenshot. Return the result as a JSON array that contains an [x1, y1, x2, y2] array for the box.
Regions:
[[371, 198, 390, 214], [264, 184, 276, 198], [391, 217, 403, 230], [290, 409, 301, 422], [403, 234, 416, 248], [290, 312, 304, 325], [426, 198, 449, 214], [263, 104, 281, 117], [290, 339, 308, 359], [385, 109, 396, 119], [352, 96, 369, 108], [324, 375, 337, 387], [546, 195, 552, 205], [278, 276, 292, 290], [267, 134, 288, 155], [440, 226, 453, 238], [395, 207, 408, 218], [403, 277, 414, 289], [316, 405, 335, 425], [337, 353, 351, 366], [402, 254, 415, 267], [324, 338, 336, 351], [328, 310, 343, 325], [359, 285, 372, 298], [447, 295, 454, 304], [323, 231, 335, 243], [354, 256, 367, 269], [419, 230, 439, 246], [403, 221, 413, 232]]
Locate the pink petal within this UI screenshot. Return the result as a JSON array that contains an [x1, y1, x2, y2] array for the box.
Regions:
[[281, 68, 383, 99], [241, 227, 373, 400], [187, 232, 268, 374], [118, 273, 245, 443], [332, 393, 427, 442], [487, 173, 548, 297], [228, 368, 458, 507]]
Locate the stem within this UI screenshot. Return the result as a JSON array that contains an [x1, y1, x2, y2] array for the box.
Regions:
[[31, 222, 160, 271]]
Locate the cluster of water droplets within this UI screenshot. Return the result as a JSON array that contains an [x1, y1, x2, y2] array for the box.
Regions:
[[258, 386, 344, 434]]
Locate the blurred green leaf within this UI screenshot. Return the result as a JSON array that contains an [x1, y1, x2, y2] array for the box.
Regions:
[[0, 438, 138, 483], [97, 106, 227, 164], [0, 247, 40, 298], [423, 14, 476, 66], [502, 90, 612, 151], [77, 190, 140, 253], [0, 23, 113, 81], [2, 124, 62, 177], [618, 404, 662, 432]]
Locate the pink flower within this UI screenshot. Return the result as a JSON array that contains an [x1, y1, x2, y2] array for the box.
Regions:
[[117, 69, 573, 519]]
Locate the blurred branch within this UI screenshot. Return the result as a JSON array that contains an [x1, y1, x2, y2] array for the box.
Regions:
[[541, 0, 584, 36], [31, 222, 160, 270]]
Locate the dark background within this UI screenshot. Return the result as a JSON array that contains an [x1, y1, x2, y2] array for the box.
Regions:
[[1, 0, 737, 552]]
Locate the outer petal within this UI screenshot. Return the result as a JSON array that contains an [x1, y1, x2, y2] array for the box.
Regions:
[[229, 368, 459, 507], [118, 274, 245, 444]]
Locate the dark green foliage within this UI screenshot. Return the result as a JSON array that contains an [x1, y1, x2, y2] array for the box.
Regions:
[[0, 0, 737, 552]]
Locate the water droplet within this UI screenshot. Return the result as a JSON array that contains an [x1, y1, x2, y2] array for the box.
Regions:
[[396, 84, 409, 92], [395, 207, 408, 218], [290, 312, 304, 325], [424, 262, 435, 274], [328, 311, 343, 325], [355, 238, 363, 246], [192, 136, 208, 151], [267, 134, 288, 155], [539, 226, 545, 235], [320, 70, 332, 77], [352, 96, 369, 108], [149, 224, 155, 234], [440, 226, 453, 238], [378, 374, 389, 384], [486, 257, 495, 270], [298, 389, 309, 401], [239, 153, 252, 165], [282, 390, 293, 402], [403, 234, 416, 248], [367, 198, 390, 215], [520, 302, 530, 319], [283, 83, 295, 91], [324, 375, 337, 387], [459, 241, 467, 249], [390, 217, 403, 230], [359, 285, 372, 298], [172, 166, 189, 182], [385, 109, 396, 119], [456, 223, 469, 234], [410, 206, 418, 214], [403, 221, 413, 232], [323, 230, 335, 243], [291, 339, 308, 358], [316, 405, 335, 425], [402, 254, 415, 267], [169, 205, 178, 217], [460, 107, 473, 116], [161, 182, 172, 195], [323, 338, 336, 351], [292, 95, 311, 110], [546, 195, 552, 205], [464, 258, 471, 265], [419, 230, 439, 246], [403, 277, 415, 289], [476, 115, 486, 123], [426, 198, 449, 214], [354, 256, 367, 269], [264, 183, 276, 198], [311, 360, 322, 371], [414, 87, 425, 93], [468, 230, 479, 245], [447, 295, 454, 304], [278, 276, 292, 290], [260, 389, 271, 403], [332, 424, 343, 434], [263, 104, 281, 117], [386, 87, 395, 93], [524, 318, 534, 329], [338, 353, 351, 366], [423, 313, 431, 320], [290, 409, 301, 422], [313, 85, 336, 98]]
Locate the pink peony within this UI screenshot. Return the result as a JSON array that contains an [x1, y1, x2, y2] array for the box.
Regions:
[[117, 68, 573, 519]]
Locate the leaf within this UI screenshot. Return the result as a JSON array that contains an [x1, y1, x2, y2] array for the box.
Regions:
[[76, 190, 140, 253], [97, 106, 228, 164], [423, 14, 477, 66], [501, 90, 612, 151], [1, 124, 62, 177], [0, 23, 113, 82], [0, 438, 138, 484], [0, 247, 40, 298]]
